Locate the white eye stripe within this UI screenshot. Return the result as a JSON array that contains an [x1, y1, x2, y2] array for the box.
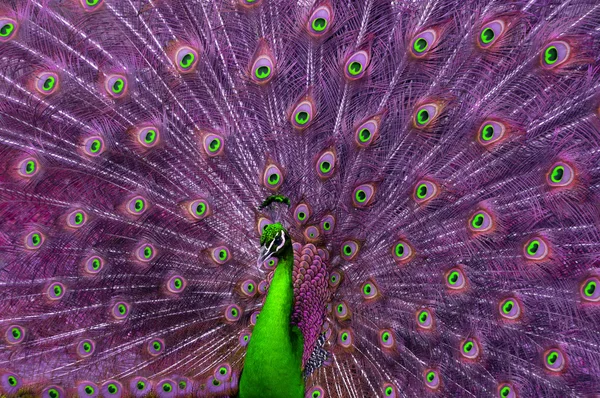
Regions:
[[275, 230, 286, 252]]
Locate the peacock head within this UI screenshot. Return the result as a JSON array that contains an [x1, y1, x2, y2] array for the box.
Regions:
[[258, 223, 291, 266]]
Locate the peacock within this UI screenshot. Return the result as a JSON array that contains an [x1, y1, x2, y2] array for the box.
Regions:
[[1, 0, 600, 396]]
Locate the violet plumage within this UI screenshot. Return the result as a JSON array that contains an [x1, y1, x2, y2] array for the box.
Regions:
[[1, 0, 600, 397]]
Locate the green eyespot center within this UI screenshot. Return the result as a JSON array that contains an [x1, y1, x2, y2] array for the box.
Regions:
[[363, 284, 372, 295], [144, 246, 153, 259], [585, 281, 596, 296], [209, 138, 221, 152], [482, 125, 494, 141], [180, 53, 195, 68], [295, 111, 309, 125], [108, 384, 117, 394], [25, 160, 36, 174], [545, 46, 558, 65], [255, 65, 271, 79], [414, 38, 428, 53], [144, 130, 156, 143], [312, 17, 327, 32], [219, 249, 227, 260], [75, 212, 84, 224], [385, 386, 393, 396], [547, 351, 558, 365], [298, 212, 306, 220], [427, 371, 435, 382], [395, 243, 404, 257], [43, 76, 56, 91], [12, 328, 21, 339], [312, 392, 320, 398], [196, 202, 206, 215], [92, 259, 101, 270], [0, 22, 14, 37], [231, 308, 238, 316], [341, 332, 348, 341], [417, 184, 427, 199], [355, 190, 367, 202], [417, 109, 430, 125], [344, 245, 352, 255], [503, 301, 514, 313], [323, 222, 331, 230], [212, 379, 220, 386], [179, 381, 187, 389], [551, 166, 564, 182], [480, 28, 495, 44], [463, 342, 473, 353], [83, 342, 91, 352], [48, 389, 59, 398], [8, 376, 17, 386], [32, 233, 41, 246], [174, 278, 182, 289], [501, 386, 511, 397], [449, 271, 459, 284], [471, 214, 484, 228], [118, 304, 126, 314], [85, 386, 94, 395], [320, 161, 331, 172], [382, 332, 390, 342], [137, 382, 145, 390], [86, 0, 100, 5], [90, 139, 101, 153], [359, 128, 371, 142], [348, 61, 363, 76], [163, 383, 173, 392], [268, 173, 280, 185], [112, 79, 124, 93], [419, 311, 428, 323], [527, 240, 540, 255], [219, 367, 227, 375]]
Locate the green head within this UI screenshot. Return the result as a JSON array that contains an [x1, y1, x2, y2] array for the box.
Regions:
[[259, 223, 291, 255]]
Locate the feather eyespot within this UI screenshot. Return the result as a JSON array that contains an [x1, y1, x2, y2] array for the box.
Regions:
[[361, 280, 380, 300], [445, 267, 467, 291], [307, 6, 333, 37], [344, 50, 370, 80], [83, 136, 105, 157], [414, 103, 440, 128], [239, 0, 261, 8], [316, 149, 336, 178], [240, 279, 257, 297], [307, 386, 325, 398], [393, 239, 414, 264], [329, 270, 342, 287], [42, 386, 65, 398], [77, 339, 96, 358], [136, 243, 156, 262], [477, 120, 506, 146], [102, 381, 122, 397], [111, 301, 130, 320], [337, 329, 353, 348], [334, 301, 350, 321], [413, 180, 439, 204], [460, 337, 481, 360], [189, 199, 210, 220], [25, 230, 44, 250], [225, 304, 242, 322], [379, 329, 395, 349], [581, 277, 600, 302], [127, 196, 148, 216], [468, 210, 493, 233], [424, 369, 441, 390], [355, 117, 381, 147], [214, 363, 232, 381], [81, 0, 104, 11], [411, 29, 438, 57], [46, 282, 66, 301], [130, 377, 151, 395], [263, 164, 284, 189], [499, 297, 522, 320], [211, 246, 231, 265], [250, 42, 275, 84], [137, 126, 159, 148], [541, 41, 570, 69], [147, 338, 165, 356], [78, 382, 98, 397], [5, 325, 25, 344], [543, 348, 567, 372], [17, 157, 39, 177], [320, 214, 335, 234], [0, 18, 17, 42], [104, 74, 127, 98], [167, 275, 186, 294], [416, 308, 434, 330], [497, 383, 517, 398], [341, 240, 359, 260], [66, 209, 88, 228], [546, 162, 575, 188], [239, 329, 251, 346], [175, 46, 199, 73], [304, 226, 320, 240], [2, 373, 21, 394], [290, 99, 315, 130], [352, 183, 376, 207], [85, 255, 104, 274], [203, 133, 225, 157], [36, 72, 59, 95], [294, 203, 311, 224], [478, 20, 505, 48], [523, 236, 549, 261]]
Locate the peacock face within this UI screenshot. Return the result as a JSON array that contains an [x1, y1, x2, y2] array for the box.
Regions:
[[258, 223, 291, 265]]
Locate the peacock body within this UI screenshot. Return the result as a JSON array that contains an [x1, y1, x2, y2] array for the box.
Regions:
[[1, 0, 600, 397]]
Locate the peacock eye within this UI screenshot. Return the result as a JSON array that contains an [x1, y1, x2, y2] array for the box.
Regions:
[[189, 199, 210, 220], [543, 348, 566, 372], [338, 329, 353, 348], [411, 29, 438, 57], [307, 386, 324, 398], [67, 209, 88, 228], [523, 236, 549, 261], [460, 338, 480, 360], [25, 230, 44, 249], [175, 46, 199, 73], [203, 133, 225, 157], [379, 329, 395, 349], [341, 240, 359, 260], [3, 374, 19, 390], [581, 277, 600, 302], [0, 18, 17, 42], [251, 56, 275, 84], [414, 103, 439, 128], [479, 20, 505, 48], [424, 369, 440, 389], [83, 136, 105, 157], [136, 243, 156, 262], [264, 256, 278, 270], [383, 383, 397, 397], [167, 275, 186, 294], [127, 196, 148, 215], [103, 381, 122, 396], [5, 325, 25, 344], [36, 72, 59, 95], [361, 280, 379, 300], [329, 270, 342, 287], [159, 380, 174, 393], [417, 308, 433, 329], [344, 50, 369, 80], [316, 150, 336, 178], [85, 255, 104, 274], [413, 180, 439, 203], [291, 100, 315, 129], [541, 41, 570, 69], [304, 225, 320, 240], [112, 301, 130, 320], [77, 339, 95, 358], [137, 127, 159, 148], [225, 304, 242, 322], [446, 267, 467, 290], [320, 214, 335, 234], [47, 282, 66, 300], [546, 162, 574, 188], [131, 377, 150, 394], [239, 329, 251, 346], [353, 183, 376, 207], [43, 386, 65, 398], [498, 383, 516, 398], [477, 121, 506, 146], [355, 118, 380, 147], [240, 279, 257, 297], [178, 380, 188, 390], [214, 363, 232, 381], [263, 164, 284, 189], [307, 6, 332, 36], [105, 74, 127, 98], [334, 301, 350, 320], [18, 157, 39, 177], [212, 246, 230, 264], [468, 210, 493, 233], [393, 240, 413, 264], [499, 297, 521, 320], [147, 338, 165, 356], [294, 203, 311, 224], [81, 0, 103, 11]]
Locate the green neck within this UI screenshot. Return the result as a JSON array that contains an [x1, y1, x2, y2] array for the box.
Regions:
[[239, 245, 304, 398]]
